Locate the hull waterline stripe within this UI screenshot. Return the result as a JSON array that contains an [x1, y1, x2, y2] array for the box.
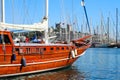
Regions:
[[0, 65, 69, 77]]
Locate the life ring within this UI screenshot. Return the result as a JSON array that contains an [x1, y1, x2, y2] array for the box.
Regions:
[[71, 50, 75, 58], [74, 49, 77, 55]]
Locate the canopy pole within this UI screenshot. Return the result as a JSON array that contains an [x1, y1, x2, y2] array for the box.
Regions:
[[1, 0, 5, 23], [44, 0, 48, 44]]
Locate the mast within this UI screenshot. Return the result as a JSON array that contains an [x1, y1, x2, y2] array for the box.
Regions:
[[116, 8, 118, 44], [44, 0, 49, 44], [1, 0, 5, 23], [1, 0, 6, 61], [107, 17, 109, 44], [81, 0, 91, 34]]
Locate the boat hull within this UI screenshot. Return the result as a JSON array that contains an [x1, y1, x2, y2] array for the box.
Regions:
[[0, 57, 76, 77], [0, 45, 89, 77], [0, 31, 91, 77]]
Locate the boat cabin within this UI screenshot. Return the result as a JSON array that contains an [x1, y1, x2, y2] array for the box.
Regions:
[[0, 31, 14, 54], [0, 31, 73, 55]]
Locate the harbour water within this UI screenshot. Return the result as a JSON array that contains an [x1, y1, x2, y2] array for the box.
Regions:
[[2, 48, 120, 80]]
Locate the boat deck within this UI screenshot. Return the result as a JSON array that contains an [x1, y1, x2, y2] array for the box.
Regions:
[[14, 43, 72, 46]]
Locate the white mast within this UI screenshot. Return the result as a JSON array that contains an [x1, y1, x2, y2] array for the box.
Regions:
[[44, 0, 48, 44], [0, 0, 49, 41], [1, 0, 5, 23]]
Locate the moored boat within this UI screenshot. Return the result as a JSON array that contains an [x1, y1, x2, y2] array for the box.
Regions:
[[0, 0, 91, 77], [0, 30, 91, 77]]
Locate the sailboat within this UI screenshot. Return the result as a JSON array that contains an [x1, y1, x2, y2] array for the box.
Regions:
[[0, 0, 91, 77]]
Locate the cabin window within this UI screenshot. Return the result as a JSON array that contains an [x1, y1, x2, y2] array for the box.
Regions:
[[50, 47, 54, 50], [0, 34, 11, 44], [62, 47, 64, 50], [15, 48, 19, 52]]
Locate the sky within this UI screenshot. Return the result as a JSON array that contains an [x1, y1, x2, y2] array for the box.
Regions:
[[0, 0, 120, 35]]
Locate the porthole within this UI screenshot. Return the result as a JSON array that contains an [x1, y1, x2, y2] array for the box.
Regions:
[[62, 47, 64, 50], [50, 47, 54, 50], [43, 48, 46, 51]]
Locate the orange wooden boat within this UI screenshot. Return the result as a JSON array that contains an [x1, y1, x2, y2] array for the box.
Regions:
[[0, 0, 91, 77], [0, 31, 91, 77]]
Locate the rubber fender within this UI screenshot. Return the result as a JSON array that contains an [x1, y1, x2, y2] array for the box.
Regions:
[[71, 50, 75, 58], [11, 54, 16, 61], [74, 49, 77, 55], [21, 57, 26, 67]]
